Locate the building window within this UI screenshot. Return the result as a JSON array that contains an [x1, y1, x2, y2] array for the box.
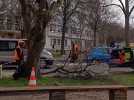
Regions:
[[50, 24, 55, 32], [71, 27, 80, 35], [51, 38, 67, 49], [0, 19, 4, 30], [57, 39, 61, 45], [57, 25, 61, 32], [50, 24, 61, 33], [7, 18, 12, 30], [15, 23, 20, 30], [51, 38, 56, 47], [15, 16, 21, 30], [65, 39, 67, 47]]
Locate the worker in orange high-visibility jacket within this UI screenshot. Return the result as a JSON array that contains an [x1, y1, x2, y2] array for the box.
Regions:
[[74, 43, 80, 58], [13, 40, 25, 80], [119, 50, 125, 64], [70, 43, 80, 62]]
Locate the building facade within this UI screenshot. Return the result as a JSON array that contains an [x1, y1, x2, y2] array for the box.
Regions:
[[45, 21, 93, 51], [0, 0, 93, 51], [0, 0, 21, 38]]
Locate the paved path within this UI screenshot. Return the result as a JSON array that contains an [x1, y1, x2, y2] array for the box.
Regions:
[[110, 67, 134, 73], [0, 86, 133, 100], [1, 90, 133, 100], [127, 90, 134, 100]]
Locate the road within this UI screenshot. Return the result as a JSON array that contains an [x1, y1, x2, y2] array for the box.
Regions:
[[128, 90, 134, 100], [110, 67, 134, 73]]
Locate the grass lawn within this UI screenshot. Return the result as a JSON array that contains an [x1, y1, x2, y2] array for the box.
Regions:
[[112, 73, 134, 86], [52, 51, 62, 58], [38, 77, 115, 86], [0, 73, 134, 87]]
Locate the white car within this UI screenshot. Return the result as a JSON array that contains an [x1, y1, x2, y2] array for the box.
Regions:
[[40, 49, 54, 65]]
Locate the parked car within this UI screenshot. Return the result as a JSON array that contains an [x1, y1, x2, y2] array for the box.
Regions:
[[0, 38, 54, 68], [87, 47, 134, 67], [0, 38, 18, 65], [111, 47, 134, 66], [87, 47, 111, 64], [40, 49, 54, 66], [110, 48, 121, 65]]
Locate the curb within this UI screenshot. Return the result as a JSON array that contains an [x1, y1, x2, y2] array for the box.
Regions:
[[0, 85, 128, 92], [127, 86, 134, 90]]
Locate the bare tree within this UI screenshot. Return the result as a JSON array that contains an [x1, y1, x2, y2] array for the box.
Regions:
[[18, 0, 61, 77], [60, 0, 80, 55], [105, 0, 134, 46], [77, 0, 111, 47], [98, 22, 124, 45], [0, 0, 20, 31]]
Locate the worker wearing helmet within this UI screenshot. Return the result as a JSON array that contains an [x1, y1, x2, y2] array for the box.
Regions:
[[13, 40, 25, 80], [15, 40, 25, 62]]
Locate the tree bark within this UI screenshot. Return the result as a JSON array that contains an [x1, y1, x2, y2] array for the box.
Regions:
[[22, 20, 46, 77], [125, 0, 129, 46], [93, 15, 99, 47], [93, 23, 97, 47], [125, 15, 129, 46], [61, 18, 66, 55], [61, 0, 67, 55]]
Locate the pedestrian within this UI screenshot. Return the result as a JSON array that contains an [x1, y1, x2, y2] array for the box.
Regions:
[[12, 40, 25, 80]]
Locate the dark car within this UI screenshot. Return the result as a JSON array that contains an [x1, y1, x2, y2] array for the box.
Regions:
[[110, 47, 134, 66]]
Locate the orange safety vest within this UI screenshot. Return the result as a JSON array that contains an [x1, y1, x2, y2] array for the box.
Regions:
[[119, 52, 125, 64], [74, 44, 80, 54], [12, 46, 23, 61]]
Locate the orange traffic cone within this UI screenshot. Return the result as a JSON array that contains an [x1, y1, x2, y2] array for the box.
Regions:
[[28, 67, 37, 87]]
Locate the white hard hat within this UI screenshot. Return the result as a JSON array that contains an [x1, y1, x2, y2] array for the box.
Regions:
[[18, 40, 25, 46], [18, 39, 24, 42]]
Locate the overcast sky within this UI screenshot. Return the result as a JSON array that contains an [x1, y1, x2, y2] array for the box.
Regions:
[[110, 0, 125, 25], [109, 0, 134, 26]]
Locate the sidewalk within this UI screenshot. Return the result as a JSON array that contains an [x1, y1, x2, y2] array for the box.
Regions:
[[0, 85, 129, 100]]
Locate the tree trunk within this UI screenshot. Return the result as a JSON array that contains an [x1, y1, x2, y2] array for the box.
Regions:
[[18, 0, 61, 78], [61, 20, 66, 55], [125, 0, 129, 46], [125, 15, 129, 46], [61, 1, 67, 55], [22, 25, 46, 78], [93, 27, 97, 47], [93, 18, 98, 47]]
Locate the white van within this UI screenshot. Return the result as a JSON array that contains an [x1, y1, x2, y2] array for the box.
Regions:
[[0, 38, 18, 65], [0, 38, 54, 68]]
